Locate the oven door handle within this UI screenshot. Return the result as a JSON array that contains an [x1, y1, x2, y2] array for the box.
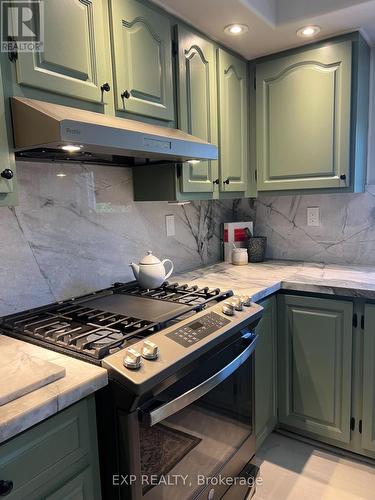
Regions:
[[140, 332, 258, 426]]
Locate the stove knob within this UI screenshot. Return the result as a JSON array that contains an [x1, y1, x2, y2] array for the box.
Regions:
[[222, 301, 235, 316], [141, 340, 159, 360], [123, 348, 142, 369], [233, 297, 244, 311], [240, 295, 252, 307]]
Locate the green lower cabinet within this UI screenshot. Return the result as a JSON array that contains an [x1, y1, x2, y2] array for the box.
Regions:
[[255, 296, 277, 450], [278, 294, 353, 445], [0, 397, 101, 499], [361, 304, 375, 455]]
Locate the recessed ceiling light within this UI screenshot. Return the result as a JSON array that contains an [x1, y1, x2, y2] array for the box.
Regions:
[[296, 25, 321, 38], [61, 144, 82, 152], [187, 159, 200, 164], [224, 24, 248, 36], [56, 172, 66, 178]]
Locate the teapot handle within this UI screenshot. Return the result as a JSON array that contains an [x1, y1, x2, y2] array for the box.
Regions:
[[162, 259, 174, 280]]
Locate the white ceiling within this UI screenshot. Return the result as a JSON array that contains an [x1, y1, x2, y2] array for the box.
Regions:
[[153, 0, 375, 58]]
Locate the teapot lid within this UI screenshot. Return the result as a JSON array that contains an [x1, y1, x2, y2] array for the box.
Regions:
[[139, 251, 162, 265]]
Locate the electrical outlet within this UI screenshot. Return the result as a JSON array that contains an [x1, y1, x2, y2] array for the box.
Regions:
[[165, 214, 175, 237], [307, 207, 320, 227]]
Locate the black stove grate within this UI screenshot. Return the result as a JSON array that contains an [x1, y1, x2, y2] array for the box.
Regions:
[[2, 303, 159, 360], [115, 282, 230, 309], [1, 282, 233, 362]]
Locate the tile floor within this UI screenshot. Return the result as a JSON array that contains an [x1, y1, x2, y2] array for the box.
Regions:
[[253, 433, 375, 500]]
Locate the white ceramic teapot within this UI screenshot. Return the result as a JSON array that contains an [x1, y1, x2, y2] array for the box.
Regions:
[[129, 251, 174, 289]]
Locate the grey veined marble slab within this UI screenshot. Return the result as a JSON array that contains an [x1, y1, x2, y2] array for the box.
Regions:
[[0, 335, 107, 443], [176, 260, 375, 301]]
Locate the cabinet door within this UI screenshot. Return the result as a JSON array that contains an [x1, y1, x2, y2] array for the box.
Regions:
[[45, 467, 99, 500], [0, 397, 100, 499], [110, 0, 174, 121], [256, 41, 352, 191], [278, 294, 353, 444], [14, 0, 110, 104], [218, 49, 248, 192], [255, 296, 277, 450], [177, 26, 218, 193], [0, 57, 17, 204], [362, 304, 375, 452]]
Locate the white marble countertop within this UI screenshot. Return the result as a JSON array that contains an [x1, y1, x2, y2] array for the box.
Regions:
[[176, 260, 375, 301], [0, 335, 108, 444], [2, 258, 374, 444]]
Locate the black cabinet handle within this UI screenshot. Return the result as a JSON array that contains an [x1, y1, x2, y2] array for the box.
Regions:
[[340, 174, 346, 181], [100, 82, 111, 103], [0, 480, 13, 496], [1, 169, 13, 180], [100, 82, 111, 93], [223, 178, 230, 185], [213, 178, 219, 185], [121, 90, 131, 100], [121, 90, 131, 109]]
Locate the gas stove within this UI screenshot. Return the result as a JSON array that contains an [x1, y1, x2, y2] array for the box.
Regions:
[[1, 279, 263, 500], [0, 281, 234, 365]]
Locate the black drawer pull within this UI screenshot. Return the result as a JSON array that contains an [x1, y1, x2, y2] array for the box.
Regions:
[[0, 480, 13, 496]]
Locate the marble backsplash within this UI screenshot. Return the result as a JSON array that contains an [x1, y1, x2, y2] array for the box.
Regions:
[[0, 161, 254, 316], [255, 186, 375, 265]]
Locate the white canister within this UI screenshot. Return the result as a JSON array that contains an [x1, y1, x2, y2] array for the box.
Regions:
[[231, 248, 248, 266]]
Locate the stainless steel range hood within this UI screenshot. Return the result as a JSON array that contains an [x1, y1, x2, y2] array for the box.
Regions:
[[11, 97, 218, 165]]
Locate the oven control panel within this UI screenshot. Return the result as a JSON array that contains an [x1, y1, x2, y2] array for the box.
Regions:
[[166, 312, 231, 348]]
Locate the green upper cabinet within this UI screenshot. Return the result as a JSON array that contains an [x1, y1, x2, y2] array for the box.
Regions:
[[218, 49, 248, 192], [361, 304, 375, 454], [110, 0, 174, 121], [13, 0, 111, 105], [0, 55, 17, 206], [256, 40, 352, 191], [256, 34, 370, 194], [177, 26, 218, 194], [278, 294, 353, 445]]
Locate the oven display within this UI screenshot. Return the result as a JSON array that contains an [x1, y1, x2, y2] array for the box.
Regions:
[[190, 321, 203, 331], [166, 312, 230, 347]]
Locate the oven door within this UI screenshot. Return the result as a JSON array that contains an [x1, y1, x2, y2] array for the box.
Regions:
[[138, 330, 258, 500]]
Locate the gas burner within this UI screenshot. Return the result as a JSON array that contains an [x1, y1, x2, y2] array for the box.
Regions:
[[86, 331, 124, 347]]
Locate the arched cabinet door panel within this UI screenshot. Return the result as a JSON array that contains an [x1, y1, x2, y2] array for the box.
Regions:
[[14, 0, 110, 105], [110, 0, 174, 121], [218, 49, 248, 193], [256, 41, 352, 191], [177, 26, 218, 194]]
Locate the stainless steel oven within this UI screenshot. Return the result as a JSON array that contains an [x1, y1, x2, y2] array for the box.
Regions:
[[97, 330, 259, 500]]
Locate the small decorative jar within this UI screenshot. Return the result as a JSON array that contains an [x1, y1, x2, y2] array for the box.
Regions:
[[231, 247, 248, 266]]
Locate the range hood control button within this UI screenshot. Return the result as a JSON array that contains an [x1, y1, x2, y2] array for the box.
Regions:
[[123, 348, 142, 369], [141, 340, 159, 360], [222, 301, 235, 316]]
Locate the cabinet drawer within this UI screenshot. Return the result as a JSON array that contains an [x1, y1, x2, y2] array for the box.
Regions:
[[0, 398, 100, 499]]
